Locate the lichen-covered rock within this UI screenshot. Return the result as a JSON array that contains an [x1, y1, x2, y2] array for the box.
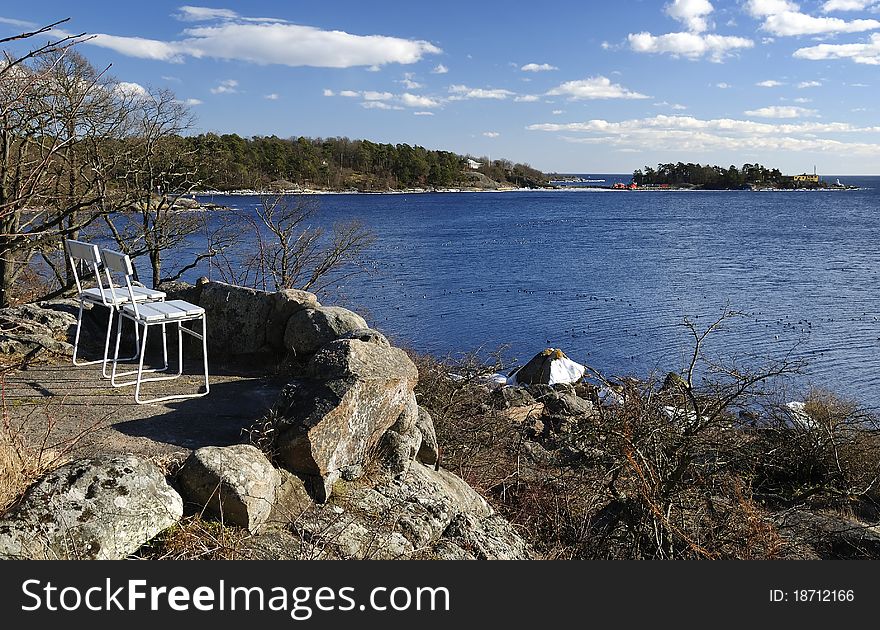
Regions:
[[489, 386, 537, 410], [285, 462, 530, 560], [266, 289, 320, 349], [283, 306, 368, 358], [0, 300, 78, 356], [415, 406, 439, 466], [0, 455, 182, 559], [198, 281, 274, 355], [443, 513, 532, 560], [272, 339, 418, 502], [542, 391, 596, 417], [176, 445, 281, 532], [338, 328, 390, 348], [157, 280, 203, 305]]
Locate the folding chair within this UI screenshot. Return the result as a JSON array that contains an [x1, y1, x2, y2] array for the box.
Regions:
[[65, 239, 166, 377], [102, 249, 209, 404]]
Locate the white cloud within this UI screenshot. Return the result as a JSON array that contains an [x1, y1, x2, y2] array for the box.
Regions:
[[339, 90, 360, 98], [400, 73, 423, 89], [413, 111, 435, 116], [361, 101, 396, 110], [448, 85, 515, 100], [744, 0, 799, 18], [654, 101, 687, 109], [161, 75, 182, 83], [210, 79, 239, 94], [89, 33, 184, 62], [793, 97, 813, 102], [521, 63, 558, 72], [822, 0, 877, 11], [264, 93, 279, 100], [546, 76, 649, 100], [794, 32, 880, 63], [527, 113, 880, 156], [743, 105, 818, 117], [482, 131, 500, 138], [716, 82, 733, 88], [400, 93, 441, 108], [756, 79, 785, 86], [363, 91, 394, 101], [432, 64, 449, 74], [76, 14, 441, 69], [115, 81, 150, 100], [797, 80, 822, 87], [552, 110, 564, 115], [184, 97, 203, 105], [665, 0, 715, 33], [323, 89, 335, 96], [514, 94, 541, 102], [173, 6, 240, 22], [0, 16, 37, 28], [761, 11, 880, 35], [628, 31, 753, 60]]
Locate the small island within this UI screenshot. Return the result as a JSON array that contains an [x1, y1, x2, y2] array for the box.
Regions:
[[629, 162, 854, 190]]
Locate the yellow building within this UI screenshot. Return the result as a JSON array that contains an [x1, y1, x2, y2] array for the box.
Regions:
[[793, 173, 820, 183]]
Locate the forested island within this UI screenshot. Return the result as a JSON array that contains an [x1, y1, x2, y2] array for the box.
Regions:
[[184, 134, 550, 191], [632, 162, 842, 190]]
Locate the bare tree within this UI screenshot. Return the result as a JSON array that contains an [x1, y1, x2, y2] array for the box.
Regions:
[[0, 22, 123, 307], [103, 88, 230, 287], [216, 194, 374, 296]]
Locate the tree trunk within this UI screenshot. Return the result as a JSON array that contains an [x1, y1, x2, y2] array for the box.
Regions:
[[0, 247, 15, 308]]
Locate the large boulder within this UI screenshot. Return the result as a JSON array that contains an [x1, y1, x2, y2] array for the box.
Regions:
[[198, 281, 274, 355], [266, 289, 320, 349], [271, 339, 418, 502], [0, 455, 182, 559], [176, 445, 281, 533], [283, 306, 368, 358]]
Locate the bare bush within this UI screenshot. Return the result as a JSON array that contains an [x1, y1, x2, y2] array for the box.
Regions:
[[212, 194, 374, 298]]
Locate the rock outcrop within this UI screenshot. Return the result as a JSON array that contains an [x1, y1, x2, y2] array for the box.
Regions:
[[177, 444, 281, 532], [239, 461, 531, 560], [0, 456, 182, 559], [271, 339, 418, 502], [0, 300, 78, 357], [283, 306, 368, 358], [0, 282, 532, 561], [198, 282, 275, 355]]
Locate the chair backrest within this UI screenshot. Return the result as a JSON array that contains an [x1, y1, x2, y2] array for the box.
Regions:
[[65, 239, 108, 302], [99, 249, 140, 316]]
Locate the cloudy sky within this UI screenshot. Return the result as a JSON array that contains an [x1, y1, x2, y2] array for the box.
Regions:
[[3, 0, 880, 173]]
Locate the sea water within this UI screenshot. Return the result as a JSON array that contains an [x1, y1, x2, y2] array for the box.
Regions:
[[190, 176, 880, 410]]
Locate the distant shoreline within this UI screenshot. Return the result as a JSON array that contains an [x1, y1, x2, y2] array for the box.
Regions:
[[192, 185, 863, 198]]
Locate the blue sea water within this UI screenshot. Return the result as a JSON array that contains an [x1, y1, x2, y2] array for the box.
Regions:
[[192, 175, 880, 410]]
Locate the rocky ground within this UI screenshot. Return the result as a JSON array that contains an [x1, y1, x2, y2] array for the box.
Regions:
[[0, 284, 531, 560]]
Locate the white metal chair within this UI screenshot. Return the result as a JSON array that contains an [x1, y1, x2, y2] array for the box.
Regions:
[[102, 249, 209, 404], [65, 239, 166, 377]]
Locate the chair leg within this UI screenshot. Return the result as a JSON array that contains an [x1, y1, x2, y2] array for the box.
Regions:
[[134, 324, 149, 404], [110, 314, 124, 387], [127, 317, 210, 405], [71, 298, 86, 366], [201, 316, 210, 395]]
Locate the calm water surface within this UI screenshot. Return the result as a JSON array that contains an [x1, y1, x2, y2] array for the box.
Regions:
[[194, 176, 880, 409]]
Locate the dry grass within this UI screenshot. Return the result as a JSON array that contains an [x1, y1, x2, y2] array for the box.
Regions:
[[136, 515, 251, 560], [0, 356, 106, 514], [410, 348, 880, 559]]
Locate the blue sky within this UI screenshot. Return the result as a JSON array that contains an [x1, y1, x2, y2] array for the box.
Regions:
[[3, 1, 880, 174]]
